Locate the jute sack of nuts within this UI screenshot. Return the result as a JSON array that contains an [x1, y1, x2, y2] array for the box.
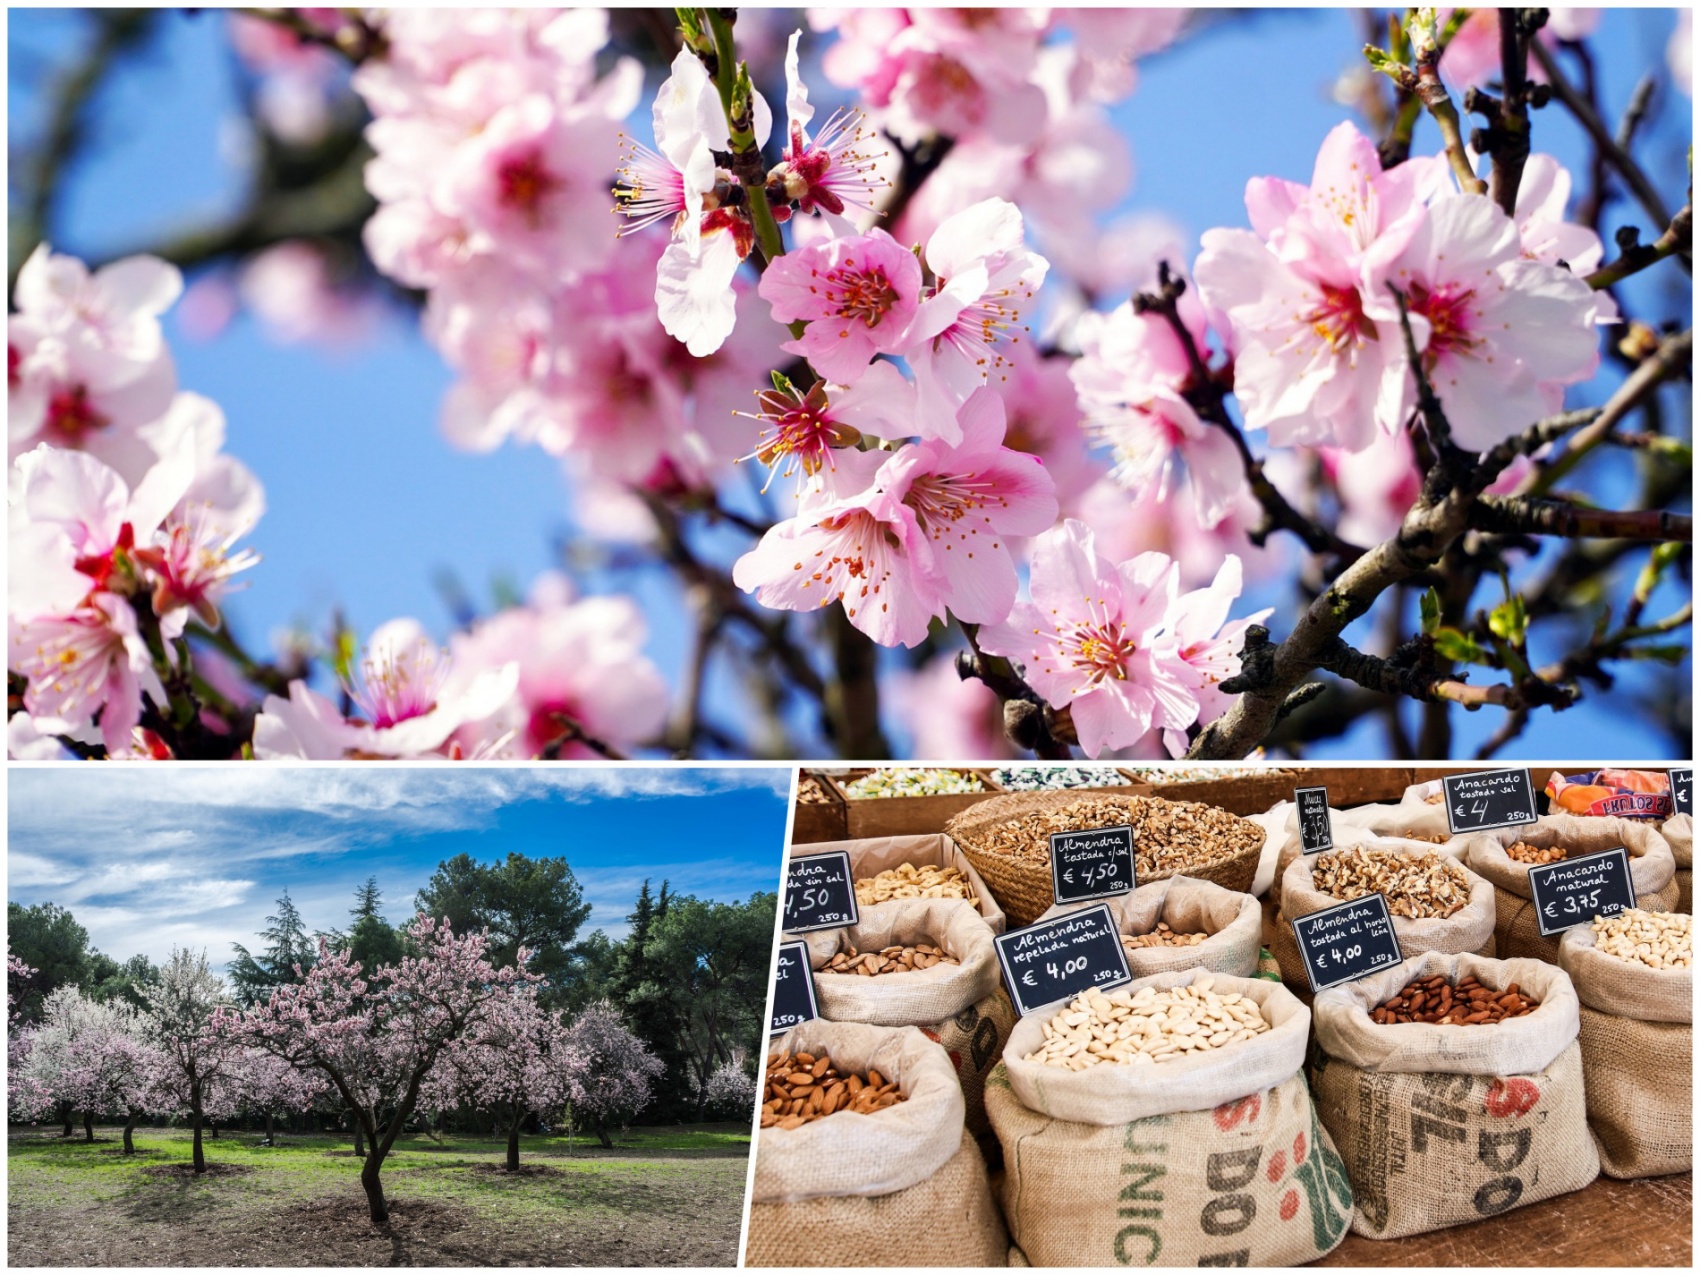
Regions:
[[1269, 845, 1497, 1003], [1557, 923, 1692, 1178], [1037, 876, 1262, 979], [797, 833, 1007, 934], [801, 898, 1014, 1155], [1309, 952, 1598, 1239], [1463, 815, 1679, 963], [985, 971, 1354, 1267], [747, 1021, 1007, 1267], [1661, 813, 1692, 913], [1269, 811, 1461, 911]]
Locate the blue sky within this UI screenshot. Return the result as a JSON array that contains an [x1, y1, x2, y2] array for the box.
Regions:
[[7, 766, 789, 968], [7, 8, 1690, 760]]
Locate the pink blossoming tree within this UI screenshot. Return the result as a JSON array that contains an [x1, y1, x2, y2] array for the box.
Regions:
[[560, 1000, 665, 1149], [139, 948, 242, 1173], [227, 917, 539, 1224]]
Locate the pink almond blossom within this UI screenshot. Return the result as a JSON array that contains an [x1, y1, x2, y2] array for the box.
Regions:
[[759, 228, 923, 384], [1070, 298, 1245, 525], [1161, 555, 1272, 756], [770, 31, 891, 221], [904, 198, 1049, 438], [1386, 193, 1600, 450], [978, 518, 1197, 757]]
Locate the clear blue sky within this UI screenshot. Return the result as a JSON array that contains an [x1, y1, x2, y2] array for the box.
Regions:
[[7, 766, 789, 969], [7, 8, 1690, 760]]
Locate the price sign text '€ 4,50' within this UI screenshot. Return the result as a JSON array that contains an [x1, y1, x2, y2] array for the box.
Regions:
[[1050, 825, 1137, 905], [782, 850, 858, 933], [994, 903, 1132, 1017]]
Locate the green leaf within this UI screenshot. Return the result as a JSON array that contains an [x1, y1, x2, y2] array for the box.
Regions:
[[1419, 587, 1442, 635], [770, 370, 795, 395], [1488, 594, 1529, 646], [1625, 644, 1690, 665], [1363, 44, 1405, 78], [1432, 628, 1486, 664]]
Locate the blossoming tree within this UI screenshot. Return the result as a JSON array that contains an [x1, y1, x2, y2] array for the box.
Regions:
[[139, 948, 242, 1173], [560, 999, 665, 1149], [227, 917, 539, 1223], [425, 986, 578, 1172], [6, 8, 1690, 760]]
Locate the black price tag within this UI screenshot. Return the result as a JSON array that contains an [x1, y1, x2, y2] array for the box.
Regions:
[[994, 903, 1132, 1017], [1442, 769, 1536, 834], [1050, 825, 1137, 904], [1296, 787, 1333, 854], [1671, 769, 1692, 818], [1291, 894, 1403, 993], [782, 850, 859, 933], [770, 941, 820, 1035], [1527, 847, 1637, 937]]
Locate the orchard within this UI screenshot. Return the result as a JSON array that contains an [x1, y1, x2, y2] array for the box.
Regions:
[[7, 7, 1689, 763]]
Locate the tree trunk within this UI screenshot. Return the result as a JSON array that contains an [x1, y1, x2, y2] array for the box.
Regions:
[[595, 1121, 612, 1150], [352, 1120, 365, 1158], [265, 1111, 275, 1145], [359, 1150, 389, 1225], [506, 1121, 521, 1172], [59, 1103, 73, 1138], [122, 1111, 137, 1155], [83, 1112, 95, 1142], [210, 1119, 219, 1139], [191, 1111, 206, 1173]]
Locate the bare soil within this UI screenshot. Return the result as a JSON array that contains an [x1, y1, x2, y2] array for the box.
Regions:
[[9, 1123, 750, 1267]]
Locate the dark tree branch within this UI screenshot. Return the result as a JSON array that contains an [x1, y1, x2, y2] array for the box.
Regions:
[[1470, 498, 1692, 543]]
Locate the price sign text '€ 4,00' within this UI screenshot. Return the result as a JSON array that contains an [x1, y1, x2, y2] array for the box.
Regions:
[[1290, 893, 1404, 993], [994, 903, 1132, 1017]]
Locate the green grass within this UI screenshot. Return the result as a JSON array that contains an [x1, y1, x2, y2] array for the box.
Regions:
[[9, 1123, 751, 1267]]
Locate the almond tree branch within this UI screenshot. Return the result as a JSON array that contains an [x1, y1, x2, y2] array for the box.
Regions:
[[1470, 499, 1692, 543]]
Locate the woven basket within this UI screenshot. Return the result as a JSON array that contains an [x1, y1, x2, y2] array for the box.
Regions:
[[944, 792, 1264, 927]]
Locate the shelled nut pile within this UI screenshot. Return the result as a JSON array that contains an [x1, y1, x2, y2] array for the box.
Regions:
[[973, 796, 1263, 877], [990, 766, 1130, 791], [1398, 830, 1451, 844], [1370, 973, 1540, 1025], [797, 775, 834, 805], [1025, 977, 1269, 1070], [1122, 923, 1210, 952], [1505, 840, 1569, 865], [1423, 791, 1445, 805], [854, 862, 978, 907], [842, 768, 985, 799], [821, 943, 960, 976], [1591, 909, 1691, 969], [1310, 847, 1471, 919], [761, 1051, 905, 1128]]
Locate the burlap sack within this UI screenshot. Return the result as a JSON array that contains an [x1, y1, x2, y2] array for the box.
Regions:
[[1001, 970, 1312, 1121], [1661, 814, 1691, 912], [802, 899, 1012, 1157], [1308, 952, 1598, 1238], [754, 1021, 965, 1203], [1271, 845, 1497, 1000], [745, 1127, 1008, 1267], [804, 899, 1000, 1025], [1464, 814, 1680, 963], [988, 973, 1352, 1267], [792, 833, 1007, 935], [1037, 876, 1262, 979], [1270, 807, 1461, 911], [1343, 792, 1468, 848], [1558, 924, 1692, 1178]]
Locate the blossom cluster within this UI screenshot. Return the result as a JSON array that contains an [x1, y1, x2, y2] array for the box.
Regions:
[[8, 246, 264, 757], [7, 241, 670, 761]]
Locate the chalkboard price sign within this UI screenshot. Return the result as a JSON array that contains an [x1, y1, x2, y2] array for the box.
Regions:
[[1527, 847, 1637, 937], [769, 941, 820, 1035], [1050, 825, 1137, 905], [1671, 769, 1693, 818], [994, 903, 1132, 1017], [1442, 769, 1537, 834], [1295, 787, 1333, 854], [1290, 894, 1404, 993], [782, 850, 859, 933]]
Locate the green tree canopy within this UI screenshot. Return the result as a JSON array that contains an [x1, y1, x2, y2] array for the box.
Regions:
[[7, 902, 93, 1022], [414, 852, 592, 985], [229, 891, 317, 1006]]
